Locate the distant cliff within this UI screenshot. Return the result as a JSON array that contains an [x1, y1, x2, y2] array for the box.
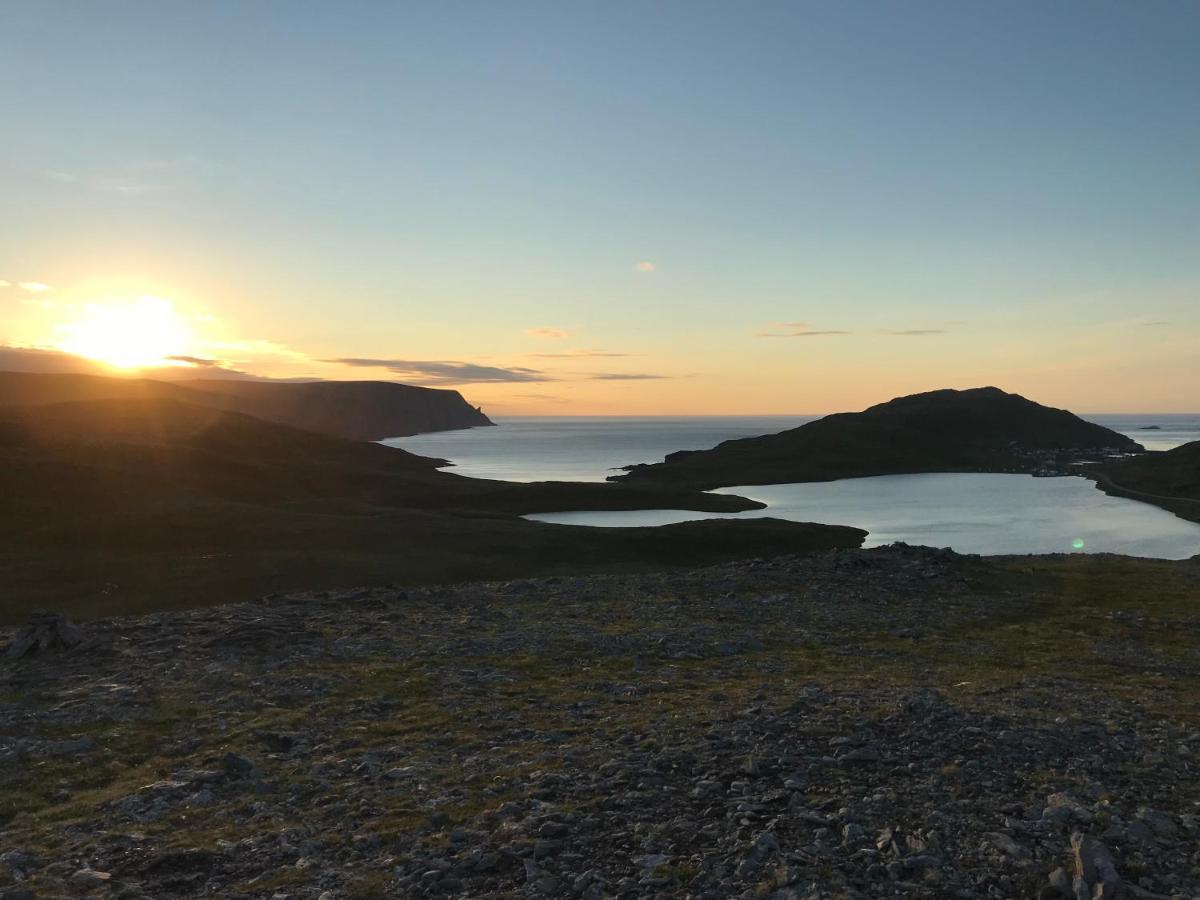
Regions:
[[180, 379, 493, 440], [613, 387, 1142, 490], [0, 372, 493, 441]]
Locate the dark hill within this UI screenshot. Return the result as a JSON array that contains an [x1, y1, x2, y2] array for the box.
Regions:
[[0, 397, 861, 619], [613, 387, 1142, 490], [0, 371, 492, 440], [182, 377, 493, 440], [1090, 440, 1200, 524]]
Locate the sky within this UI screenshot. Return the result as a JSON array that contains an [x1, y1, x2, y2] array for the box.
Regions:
[[1, 1, 1198, 414]]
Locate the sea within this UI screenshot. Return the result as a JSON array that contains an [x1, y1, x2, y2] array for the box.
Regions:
[[386, 414, 1200, 559]]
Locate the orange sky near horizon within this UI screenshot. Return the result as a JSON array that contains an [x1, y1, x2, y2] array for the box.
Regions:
[[2, 279, 1196, 416], [3, 5, 1198, 416]]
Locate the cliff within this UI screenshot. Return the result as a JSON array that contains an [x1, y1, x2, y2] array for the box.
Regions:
[[0, 371, 493, 440], [613, 387, 1142, 490]]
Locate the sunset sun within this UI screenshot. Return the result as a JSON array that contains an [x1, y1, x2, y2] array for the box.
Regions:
[[57, 296, 195, 370]]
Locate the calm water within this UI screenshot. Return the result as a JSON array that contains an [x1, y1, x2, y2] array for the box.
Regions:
[[390, 414, 1200, 482], [388, 414, 1200, 558], [391, 416, 818, 482], [530, 474, 1200, 559]]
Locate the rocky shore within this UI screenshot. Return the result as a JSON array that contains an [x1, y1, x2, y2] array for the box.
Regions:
[[3, 546, 1199, 899]]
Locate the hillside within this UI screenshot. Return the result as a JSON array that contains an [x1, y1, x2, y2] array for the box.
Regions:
[[0, 371, 492, 440], [4, 548, 1199, 898], [1089, 440, 1200, 523], [614, 387, 1141, 490], [0, 397, 861, 620]]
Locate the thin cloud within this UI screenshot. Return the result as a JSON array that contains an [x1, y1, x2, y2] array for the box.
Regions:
[[18, 282, 52, 293], [46, 157, 207, 196], [524, 327, 570, 339], [323, 358, 551, 386], [166, 355, 221, 367], [758, 323, 948, 338], [758, 329, 852, 338], [208, 339, 310, 361], [1140, 320, 1171, 326], [636, 261, 655, 273], [530, 350, 632, 359], [510, 393, 570, 403], [588, 373, 670, 381], [0, 280, 10, 288]]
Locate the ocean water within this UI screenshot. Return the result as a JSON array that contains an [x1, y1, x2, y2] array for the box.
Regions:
[[387, 414, 1200, 558], [390, 416, 818, 483], [389, 414, 1200, 482]]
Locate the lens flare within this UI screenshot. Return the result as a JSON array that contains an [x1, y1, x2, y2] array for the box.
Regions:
[[1071, 538, 1086, 550]]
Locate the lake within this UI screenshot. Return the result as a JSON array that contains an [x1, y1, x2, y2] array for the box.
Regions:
[[388, 414, 1200, 558]]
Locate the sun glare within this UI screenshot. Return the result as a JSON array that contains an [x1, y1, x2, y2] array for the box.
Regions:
[[58, 296, 195, 370]]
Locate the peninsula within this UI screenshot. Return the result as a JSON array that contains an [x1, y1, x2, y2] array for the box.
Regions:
[[0, 371, 493, 441], [613, 387, 1141, 491]]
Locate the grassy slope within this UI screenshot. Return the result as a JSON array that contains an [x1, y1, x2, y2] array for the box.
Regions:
[[0, 398, 863, 622], [1089, 441, 1200, 523], [2, 551, 1198, 900]]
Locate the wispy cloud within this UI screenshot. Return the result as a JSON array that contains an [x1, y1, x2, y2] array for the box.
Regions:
[[166, 355, 221, 367], [588, 372, 671, 380], [1140, 320, 1171, 326], [323, 358, 550, 386], [510, 393, 570, 403], [46, 157, 208, 197], [758, 328, 852, 338], [208, 339, 310, 361], [524, 327, 570, 339], [0, 280, 10, 288], [758, 322, 949, 338], [636, 261, 655, 273], [18, 282, 52, 293], [530, 349, 632, 359]]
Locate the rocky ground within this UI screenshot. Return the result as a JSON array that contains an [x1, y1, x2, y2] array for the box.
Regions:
[[2, 545, 1199, 899]]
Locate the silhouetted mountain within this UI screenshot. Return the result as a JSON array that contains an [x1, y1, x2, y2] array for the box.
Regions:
[[613, 387, 1142, 490], [182, 378, 493, 439], [0, 371, 492, 440]]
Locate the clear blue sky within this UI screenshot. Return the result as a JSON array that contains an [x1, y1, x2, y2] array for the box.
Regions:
[[2, 1, 1198, 412]]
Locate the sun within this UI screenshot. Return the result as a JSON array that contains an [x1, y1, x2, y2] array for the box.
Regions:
[[57, 296, 195, 370]]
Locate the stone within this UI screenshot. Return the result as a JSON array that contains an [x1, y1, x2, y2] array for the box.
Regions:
[[984, 831, 1032, 861], [843, 823, 867, 844], [1048, 867, 1072, 893], [221, 751, 256, 775], [1072, 833, 1123, 898], [70, 868, 112, 888], [1136, 807, 1178, 839], [0, 851, 41, 875], [840, 746, 880, 765], [6, 611, 86, 658]]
